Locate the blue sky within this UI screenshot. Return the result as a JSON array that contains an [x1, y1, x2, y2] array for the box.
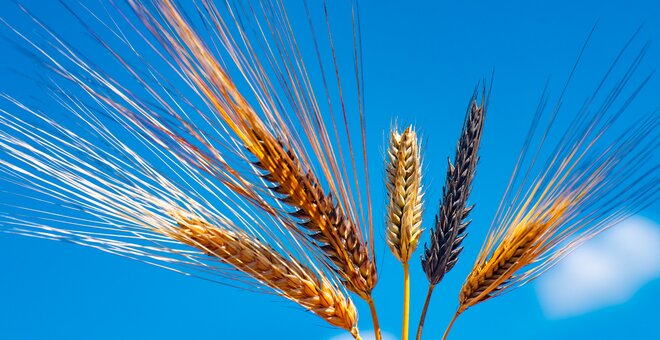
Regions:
[[0, 1, 659, 340]]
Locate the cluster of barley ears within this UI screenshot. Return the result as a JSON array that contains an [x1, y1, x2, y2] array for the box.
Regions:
[[0, 1, 658, 340]]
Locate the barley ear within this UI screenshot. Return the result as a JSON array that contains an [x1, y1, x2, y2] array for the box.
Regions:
[[416, 91, 486, 340], [166, 211, 360, 337], [250, 131, 377, 301], [384, 125, 424, 340], [386, 126, 424, 263], [422, 95, 485, 285]]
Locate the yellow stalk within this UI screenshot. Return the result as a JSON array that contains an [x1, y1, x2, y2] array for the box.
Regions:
[[367, 296, 382, 340], [402, 262, 411, 340]]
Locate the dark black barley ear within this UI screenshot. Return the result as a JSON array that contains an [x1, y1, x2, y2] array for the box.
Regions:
[[422, 89, 486, 284], [416, 85, 488, 340]]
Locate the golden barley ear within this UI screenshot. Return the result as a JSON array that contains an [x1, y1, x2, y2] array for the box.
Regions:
[[458, 195, 574, 312], [385, 126, 424, 263], [167, 211, 360, 337], [385, 125, 424, 340]]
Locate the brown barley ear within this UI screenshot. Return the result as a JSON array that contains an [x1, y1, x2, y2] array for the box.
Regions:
[[385, 126, 424, 263], [250, 130, 377, 301], [167, 211, 360, 337], [422, 90, 486, 285]]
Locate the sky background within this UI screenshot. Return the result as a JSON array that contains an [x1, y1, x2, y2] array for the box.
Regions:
[[0, 1, 659, 339]]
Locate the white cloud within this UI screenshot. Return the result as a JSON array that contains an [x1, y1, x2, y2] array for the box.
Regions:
[[329, 331, 397, 340], [535, 216, 660, 319]]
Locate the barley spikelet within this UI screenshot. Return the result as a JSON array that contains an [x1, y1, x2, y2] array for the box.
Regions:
[[250, 129, 376, 300], [167, 212, 359, 336], [385, 126, 423, 263], [422, 93, 486, 285]]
